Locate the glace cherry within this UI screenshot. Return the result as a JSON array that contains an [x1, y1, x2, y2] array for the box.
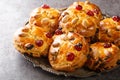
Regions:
[[55, 28, 63, 35], [104, 43, 112, 48], [35, 40, 43, 47], [87, 10, 94, 16], [41, 4, 50, 9], [66, 52, 75, 61], [76, 5, 82, 10], [74, 43, 83, 51], [112, 16, 120, 22], [46, 32, 52, 38]]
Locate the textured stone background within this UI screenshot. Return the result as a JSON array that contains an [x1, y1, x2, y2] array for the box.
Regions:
[[0, 0, 120, 80]]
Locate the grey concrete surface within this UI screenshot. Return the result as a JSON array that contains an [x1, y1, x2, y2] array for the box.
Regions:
[[0, 0, 120, 80]]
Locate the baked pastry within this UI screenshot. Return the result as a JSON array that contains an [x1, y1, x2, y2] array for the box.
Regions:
[[59, 1, 102, 37], [86, 42, 119, 71], [68, 1, 102, 20], [29, 4, 60, 33], [14, 24, 53, 57], [98, 16, 120, 47], [49, 32, 89, 71]]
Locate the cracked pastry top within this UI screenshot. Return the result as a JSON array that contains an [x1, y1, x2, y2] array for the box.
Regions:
[[98, 16, 120, 47], [59, 1, 103, 37], [49, 32, 89, 71], [14, 24, 53, 57], [29, 4, 60, 33], [86, 42, 119, 71]]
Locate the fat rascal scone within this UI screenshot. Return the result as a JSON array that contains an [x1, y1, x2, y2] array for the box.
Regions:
[[29, 4, 60, 33], [59, 1, 102, 37], [86, 42, 119, 71], [14, 24, 53, 57], [49, 32, 89, 71], [98, 16, 120, 47]]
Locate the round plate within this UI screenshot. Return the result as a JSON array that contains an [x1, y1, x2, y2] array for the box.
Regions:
[[22, 54, 120, 78]]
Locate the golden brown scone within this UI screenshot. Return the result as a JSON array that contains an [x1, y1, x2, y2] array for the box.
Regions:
[[49, 32, 89, 71], [29, 4, 60, 33], [14, 24, 53, 57], [68, 1, 102, 20], [98, 16, 120, 47], [86, 42, 119, 71], [59, 1, 102, 37]]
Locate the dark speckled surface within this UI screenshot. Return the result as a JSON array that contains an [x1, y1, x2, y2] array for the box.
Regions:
[[0, 0, 120, 80]]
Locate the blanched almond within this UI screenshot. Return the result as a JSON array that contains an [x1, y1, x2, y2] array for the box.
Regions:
[[62, 15, 70, 23], [82, 20, 89, 28], [72, 18, 78, 24], [41, 18, 49, 24], [117, 25, 120, 30]]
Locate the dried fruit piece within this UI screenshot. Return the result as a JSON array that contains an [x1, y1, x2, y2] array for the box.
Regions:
[[104, 43, 112, 48], [41, 4, 50, 9], [87, 10, 94, 16], [55, 28, 63, 35], [112, 16, 120, 22], [76, 5, 82, 10], [25, 43, 34, 50], [66, 52, 75, 61], [35, 40, 43, 47], [46, 32, 52, 38], [74, 43, 83, 51]]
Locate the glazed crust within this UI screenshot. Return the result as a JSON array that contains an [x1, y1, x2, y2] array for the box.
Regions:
[[14, 24, 53, 57], [49, 32, 89, 71], [59, 1, 102, 37], [68, 1, 102, 20], [98, 18, 120, 47], [29, 6, 60, 33], [86, 42, 119, 71]]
